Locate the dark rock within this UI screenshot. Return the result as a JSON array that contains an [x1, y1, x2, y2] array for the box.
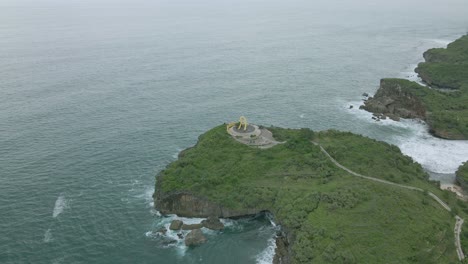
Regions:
[[177, 233, 184, 239], [155, 190, 261, 218], [386, 113, 400, 121], [361, 79, 426, 122], [273, 232, 291, 264], [381, 115, 387, 120], [349, 105, 353, 109], [169, 220, 183, 230], [181, 223, 203, 230], [157, 227, 167, 235], [185, 229, 207, 246], [202, 216, 224, 230], [362, 92, 369, 97]]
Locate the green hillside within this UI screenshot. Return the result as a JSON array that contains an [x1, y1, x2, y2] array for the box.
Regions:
[[156, 125, 466, 263]]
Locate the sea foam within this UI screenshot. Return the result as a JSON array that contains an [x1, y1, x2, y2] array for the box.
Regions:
[[395, 121, 468, 174], [346, 102, 468, 174], [256, 237, 277, 264], [52, 193, 68, 218], [43, 229, 53, 243]]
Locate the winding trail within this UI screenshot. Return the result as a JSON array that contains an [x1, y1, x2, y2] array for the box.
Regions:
[[312, 142, 465, 260]]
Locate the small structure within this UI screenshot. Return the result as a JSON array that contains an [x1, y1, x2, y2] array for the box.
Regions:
[[226, 117, 282, 148], [238, 116, 248, 131]]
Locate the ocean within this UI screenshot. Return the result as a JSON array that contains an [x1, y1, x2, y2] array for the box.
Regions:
[[1, 0, 468, 263]]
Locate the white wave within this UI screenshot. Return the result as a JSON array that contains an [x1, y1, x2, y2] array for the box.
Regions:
[[398, 63, 427, 86], [172, 148, 183, 159], [146, 214, 208, 254], [133, 186, 155, 208], [265, 212, 277, 227], [299, 114, 305, 119], [43, 229, 53, 243], [426, 38, 452, 47], [344, 102, 468, 174], [150, 209, 161, 216], [52, 193, 68, 218], [256, 236, 277, 264], [395, 121, 468, 174]]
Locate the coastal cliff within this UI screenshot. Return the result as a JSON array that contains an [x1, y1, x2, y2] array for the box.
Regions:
[[361, 35, 468, 140], [154, 180, 263, 218], [154, 125, 463, 263], [361, 78, 426, 121]]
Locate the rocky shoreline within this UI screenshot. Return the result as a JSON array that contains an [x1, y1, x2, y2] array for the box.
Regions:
[[154, 179, 292, 263], [360, 79, 426, 122], [360, 35, 468, 140]]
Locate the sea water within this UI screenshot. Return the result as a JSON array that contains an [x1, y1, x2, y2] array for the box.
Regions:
[[1, 0, 468, 263]]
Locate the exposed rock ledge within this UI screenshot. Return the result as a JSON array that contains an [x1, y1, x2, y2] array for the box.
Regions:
[[360, 79, 426, 122], [154, 178, 292, 263], [154, 191, 261, 218]]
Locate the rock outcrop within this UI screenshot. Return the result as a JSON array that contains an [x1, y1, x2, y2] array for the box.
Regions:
[[273, 231, 292, 264], [169, 220, 183, 230], [201, 216, 224, 230], [154, 175, 262, 218], [184, 229, 207, 247], [360, 79, 426, 121]]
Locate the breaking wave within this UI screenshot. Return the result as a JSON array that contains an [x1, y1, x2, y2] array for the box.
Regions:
[[256, 236, 277, 264], [52, 193, 68, 218], [43, 229, 53, 243]]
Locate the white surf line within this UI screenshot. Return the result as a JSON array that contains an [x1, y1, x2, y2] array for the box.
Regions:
[[311, 141, 464, 260]]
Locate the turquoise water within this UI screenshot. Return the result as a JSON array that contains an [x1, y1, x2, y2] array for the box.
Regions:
[[1, 0, 468, 263]]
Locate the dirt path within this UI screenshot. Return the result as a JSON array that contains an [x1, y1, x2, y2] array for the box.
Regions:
[[455, 216, 465, 260], [312, 141, 464, 260]]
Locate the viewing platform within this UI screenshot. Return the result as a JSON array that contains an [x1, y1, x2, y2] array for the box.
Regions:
[[226, 117, 282, 148]]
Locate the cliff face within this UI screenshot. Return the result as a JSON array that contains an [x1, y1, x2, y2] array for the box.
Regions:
[[155, 183, 261, 218], [361, 79, 426, 121]]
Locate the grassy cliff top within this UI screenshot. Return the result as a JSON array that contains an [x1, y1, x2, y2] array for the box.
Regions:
[[156, 125, 467, 263], [414, 35, 468, 138], [416, 35, 468, 90], [379, 78, 468, 139], [362, 35, 468, 139]]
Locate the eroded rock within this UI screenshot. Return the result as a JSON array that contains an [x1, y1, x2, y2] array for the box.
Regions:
[[169, 220, 183, 230], [185, 229, 207, 246], [202, 216, 224, 230]]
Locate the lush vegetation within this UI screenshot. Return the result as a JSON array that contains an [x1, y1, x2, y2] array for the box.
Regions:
[[416, 35, 468, 90], [387, 77, 468, 139], [157, 125, 465, 263], [457, 162, 468, 185], [386, 35, 468, 139]]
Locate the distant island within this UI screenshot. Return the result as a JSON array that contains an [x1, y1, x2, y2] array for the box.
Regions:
[[361, 35, 468, 140], [154, 121, 467, 263]]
